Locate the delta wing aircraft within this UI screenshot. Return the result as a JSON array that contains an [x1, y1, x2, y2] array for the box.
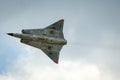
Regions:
[[7, 19, 67, 64]]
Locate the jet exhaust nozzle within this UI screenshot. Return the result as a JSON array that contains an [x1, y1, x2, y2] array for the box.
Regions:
[[7, 33, 14, 36]]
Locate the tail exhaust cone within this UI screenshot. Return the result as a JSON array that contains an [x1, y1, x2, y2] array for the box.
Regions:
[[7, 33, 13, 36]]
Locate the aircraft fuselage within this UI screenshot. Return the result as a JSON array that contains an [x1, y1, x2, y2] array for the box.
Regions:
[[8, 33, 67, 45]]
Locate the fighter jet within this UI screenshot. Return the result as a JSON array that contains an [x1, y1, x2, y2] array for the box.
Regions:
[[7, 19, 67, 64]]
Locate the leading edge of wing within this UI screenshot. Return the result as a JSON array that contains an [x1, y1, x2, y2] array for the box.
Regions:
[[21, 39, 63, 64], [22, 19, 64, 35], [45, 19, 64, 31]]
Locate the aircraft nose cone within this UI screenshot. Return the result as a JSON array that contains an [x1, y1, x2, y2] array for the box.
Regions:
[[7, 33, 14, 36]]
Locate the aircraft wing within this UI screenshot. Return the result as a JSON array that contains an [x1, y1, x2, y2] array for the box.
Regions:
[[21, 39, 63, 64], [45, 19, 64, 31], [22, 19, 64, 39]]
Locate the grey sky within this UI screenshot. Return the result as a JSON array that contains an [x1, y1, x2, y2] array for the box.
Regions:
[[0, 0, 120, 80]]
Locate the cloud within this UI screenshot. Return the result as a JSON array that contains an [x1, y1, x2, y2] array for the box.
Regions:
[[0, 0, 120, 80], [0, 58, 100, 80], [0, 47, 119, 80]]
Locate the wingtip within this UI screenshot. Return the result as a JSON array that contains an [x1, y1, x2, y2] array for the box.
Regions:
[[55, 62, 58, 64], [61, 19, 64, 21]]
